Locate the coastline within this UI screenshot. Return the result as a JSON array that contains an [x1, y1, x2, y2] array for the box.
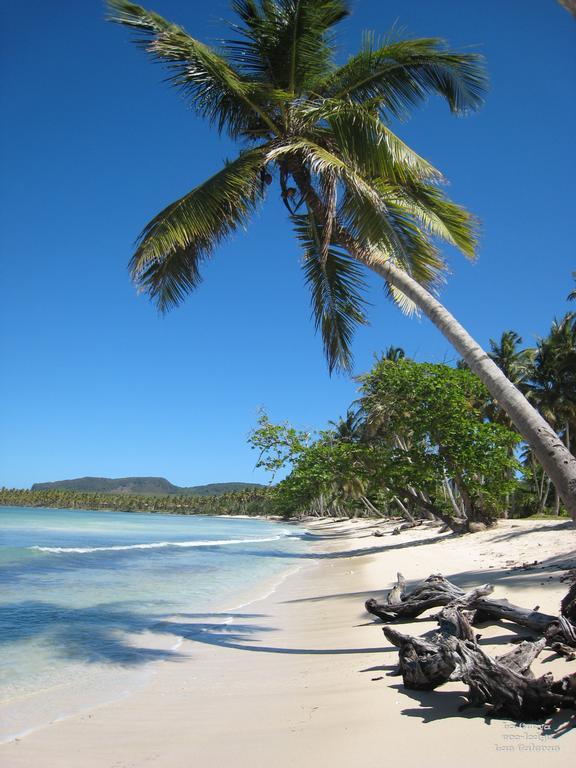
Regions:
[[0, 512, 307, 745], [2, 517, 575, 767]]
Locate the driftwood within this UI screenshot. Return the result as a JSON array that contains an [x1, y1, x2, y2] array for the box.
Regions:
[[382, 605, 576, 718], [366, 573, 576, 655], [392, 520, 423, 536], [561, 581, 576, 623], [365, 573, 493, 622]]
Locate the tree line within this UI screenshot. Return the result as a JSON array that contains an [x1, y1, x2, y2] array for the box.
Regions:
[[0, 486, 274, 517]]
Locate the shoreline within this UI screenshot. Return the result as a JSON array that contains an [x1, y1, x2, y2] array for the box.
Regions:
[[0, 556, 311, 747], [0, 514, 308, 745], [2, 518, 575, 767]]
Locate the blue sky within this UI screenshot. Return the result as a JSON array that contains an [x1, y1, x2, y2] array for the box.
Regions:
[[0, 0, 574, 489]]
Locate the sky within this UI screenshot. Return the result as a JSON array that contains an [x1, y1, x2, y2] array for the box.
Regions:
[[0, 0, 574, 490]]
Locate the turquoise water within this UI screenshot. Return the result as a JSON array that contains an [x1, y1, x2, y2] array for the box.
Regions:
[[0, 506, 308, 740]]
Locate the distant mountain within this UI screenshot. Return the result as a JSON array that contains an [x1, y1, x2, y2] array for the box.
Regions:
[[30, 477, 264, 497]]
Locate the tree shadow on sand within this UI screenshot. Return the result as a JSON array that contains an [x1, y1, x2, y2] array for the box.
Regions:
[[0, 601, 390, 667]]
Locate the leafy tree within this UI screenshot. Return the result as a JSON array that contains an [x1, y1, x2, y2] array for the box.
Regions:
[[256, 359, 520, 528], [107, 0, 576, 518], [359, 359, 520, 525], [248, 410, 312, 478]]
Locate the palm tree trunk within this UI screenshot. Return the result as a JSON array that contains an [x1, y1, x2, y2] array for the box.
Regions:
[[391, 494, 415, 523], [363, 258, 576, 522]]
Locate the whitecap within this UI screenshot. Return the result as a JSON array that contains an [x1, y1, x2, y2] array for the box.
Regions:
[[30, 535, 283, 555]]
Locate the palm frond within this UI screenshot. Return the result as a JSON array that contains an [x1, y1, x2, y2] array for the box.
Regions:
[[373, 180, 478, 259], [224, 0, 349, 93], [294, 212, 369, 374], [321, 35, 487, 118], [130, 147, 268, 311], [340, 188, 447, 293], [107, 0, 280, 138], [294, 99, 443, 183]]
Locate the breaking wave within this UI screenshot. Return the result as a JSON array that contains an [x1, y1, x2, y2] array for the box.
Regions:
[[30, 535, 284, 554]]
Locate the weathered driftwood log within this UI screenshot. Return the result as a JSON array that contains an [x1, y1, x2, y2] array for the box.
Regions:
[[391, 520, 423, 536], [561, 581, 576, 623], [383, 625, 456, 690], [444, 636, 576, 719], [365, 573, 493, 623], [495, 638, 547, 677], [367, 573, 576, 654], [473, 597, 557, 632], [473, 596, 576, 657], [383, 608, 576, 718]]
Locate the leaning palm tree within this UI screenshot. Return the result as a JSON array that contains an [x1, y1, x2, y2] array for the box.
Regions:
[[107, 0, 576, 519]]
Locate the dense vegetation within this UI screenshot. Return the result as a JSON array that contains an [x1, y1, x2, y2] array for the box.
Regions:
[[250, 305, 575, 528], [31, 477, 264, 496], [0, 486, 274, 517]]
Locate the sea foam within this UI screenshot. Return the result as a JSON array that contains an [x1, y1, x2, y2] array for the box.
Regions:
[[30, 535, 285, 554]]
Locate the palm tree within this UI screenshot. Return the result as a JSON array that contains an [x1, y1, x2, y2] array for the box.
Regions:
[[488, 331, 534, 388], [484, 330, 534, 425], [381, 345, 406, 363], [528, 315, 576, 451], [568, 272, 576, 302], [107, 0, 576, 519], [328, 407, 364, 443], [526, 315, 576, 514]]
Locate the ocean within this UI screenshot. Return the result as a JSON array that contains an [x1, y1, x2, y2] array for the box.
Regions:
[[0, 506, 308, 741]]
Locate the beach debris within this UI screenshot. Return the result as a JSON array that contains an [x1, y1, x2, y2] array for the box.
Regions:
[[391, 520, 423, 536], [467, 522, 487, 533], [365, 573, 493, 623], [367, 574, 576, 720]]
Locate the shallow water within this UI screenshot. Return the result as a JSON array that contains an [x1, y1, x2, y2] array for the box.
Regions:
[[0, 506, 308, 741]]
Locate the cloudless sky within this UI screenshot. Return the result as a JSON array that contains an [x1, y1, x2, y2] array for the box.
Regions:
[[0, 0, 574, 489]]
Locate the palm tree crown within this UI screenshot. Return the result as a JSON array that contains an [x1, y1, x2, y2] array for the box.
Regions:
[[108, 0, 485, 373]]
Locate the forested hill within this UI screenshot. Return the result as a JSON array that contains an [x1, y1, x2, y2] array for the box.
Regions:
[[30, 477, 263, 496]]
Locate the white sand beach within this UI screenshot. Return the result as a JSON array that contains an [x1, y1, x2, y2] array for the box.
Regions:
[[2, 518, 575, 768]]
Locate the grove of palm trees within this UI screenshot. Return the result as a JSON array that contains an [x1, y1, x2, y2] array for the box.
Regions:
[[107, 0, 576, 519]]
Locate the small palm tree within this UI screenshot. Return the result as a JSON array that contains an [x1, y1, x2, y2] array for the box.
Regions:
[[381, 345, 406, 363], [328, 407, 364, 443], [488, 331, 534, 388], [108, 0, 576, 519], [528, 315, 576, 450], [568, 272, 576, 302]]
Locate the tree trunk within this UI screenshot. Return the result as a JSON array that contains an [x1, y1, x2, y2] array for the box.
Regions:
[[391, 494, 415, 523], [364, 258, 576, 522]]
